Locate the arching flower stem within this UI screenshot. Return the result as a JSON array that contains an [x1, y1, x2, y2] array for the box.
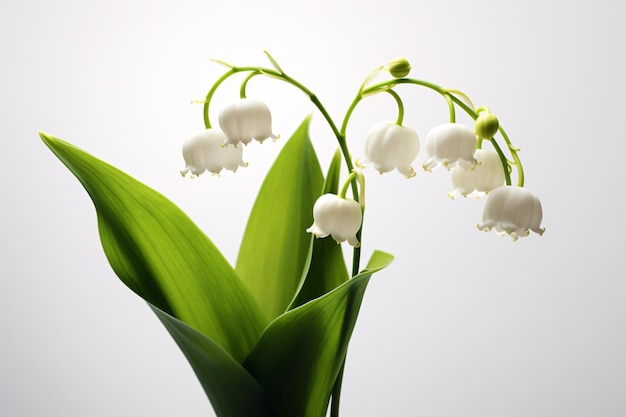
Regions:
[[202, 68, 236, 129], [385, 89, 405, 125], [203, 66, 363, 276], [444, 93, 456, 123], [203, 67, 352, 171], [487, 139, 512, 186], [344, 77, 524, 187], [339, 170, 366, 209], [445, 88, 475, 111], [239, 71, 262, 99]]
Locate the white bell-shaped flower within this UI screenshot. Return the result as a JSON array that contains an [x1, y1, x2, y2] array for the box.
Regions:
[[423, 123, 477, 171], [218, 98, 278, 146], [180, 129, 247, 177], [477, 185, 545, 240], [306, 194, 363, 247], [449, 149, 505, 198], [363, 121, 420, 178]]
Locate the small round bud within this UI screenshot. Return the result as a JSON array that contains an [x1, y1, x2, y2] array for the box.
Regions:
[[387, 57, 412, 78], [475, 112, 499, 139]]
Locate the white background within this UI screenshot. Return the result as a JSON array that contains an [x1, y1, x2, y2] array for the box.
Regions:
[[2, 0, 625, 416]]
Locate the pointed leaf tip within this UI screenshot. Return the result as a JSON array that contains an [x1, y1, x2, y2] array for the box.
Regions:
[[41, 135, 268, 362], [364, 250, 394, 271], [38, 130, 55, 144], [263, 50, 284, 74]]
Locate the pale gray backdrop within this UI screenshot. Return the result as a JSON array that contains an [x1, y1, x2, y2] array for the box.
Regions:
[[2, 0, 624, 416]]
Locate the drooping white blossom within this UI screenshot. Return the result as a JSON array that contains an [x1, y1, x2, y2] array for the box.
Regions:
[[218, 98, 278, 146], [362, 122, 420, 178], [306, 194, 363, 247], [180, 129, 247, 177], [422, 123, 477, 171], [477, 185, 544, 240], [449, 149, 506, 198]]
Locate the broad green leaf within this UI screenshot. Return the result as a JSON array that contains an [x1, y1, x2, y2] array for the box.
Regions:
[[236, 116, 324, 320], [150, 305, 276, 417], [244, 250, 394, 417], [41, 132, 267, 362], [290, 149, 348, 309]]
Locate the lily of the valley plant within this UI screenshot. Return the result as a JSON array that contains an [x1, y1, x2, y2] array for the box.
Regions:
[[41, 52, 544, 417]]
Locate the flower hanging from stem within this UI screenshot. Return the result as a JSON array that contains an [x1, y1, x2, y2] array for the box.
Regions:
[[306, 170, 365, 247], [219, 98, 279, 146], [477, 185, 545, 240], [180, 129, 247, 176]]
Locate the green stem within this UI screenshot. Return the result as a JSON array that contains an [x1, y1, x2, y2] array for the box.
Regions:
[[339, 171, 358, 199], [497, 127, 524, 186], [476, 137, 484, 150], [444, 93, 456, 123], [277, 74, 362, 217], [330, 360, 346, 417], [474, 106, 489, 150], [445, 88, 475, 110], [239, 71, 261, 98], [488, 138, 511, 183], [385, 89, 405, 125], [202, 68, 236, 128], [339, 170, 365, 208]]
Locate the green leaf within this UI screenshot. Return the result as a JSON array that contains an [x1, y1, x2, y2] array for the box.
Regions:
[[263, 50, 285, 74], [150, 305, 276, 417], [290, 149, 348, 309], [40, 132, 267, 362], [244, 250, 394, 417], [322, 148, 343, 196], [236, 116, 324, 320]]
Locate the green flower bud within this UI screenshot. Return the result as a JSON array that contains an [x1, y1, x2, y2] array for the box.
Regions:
[[475, 112, 499, 139], [387, 57, 411, 78]]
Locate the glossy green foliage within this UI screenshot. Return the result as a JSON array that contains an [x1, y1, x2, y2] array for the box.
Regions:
[[40, 132, 267, 362], [151, 307, 275, 417], [244, 251, 393, 417], [236, 116, 324, 320], [41, 132, 275, 416], [41, 122, 393, 417]]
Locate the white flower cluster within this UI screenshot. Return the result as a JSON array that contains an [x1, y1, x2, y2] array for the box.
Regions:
[[180, 98, 278, 177], [180, 82, 544, 243], [362, 121, 481, 178], [358, 119, 544, 241]]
